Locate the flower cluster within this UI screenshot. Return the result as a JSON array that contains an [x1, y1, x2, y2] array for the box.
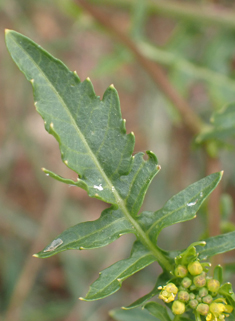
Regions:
[[158, 245, 234, 321]]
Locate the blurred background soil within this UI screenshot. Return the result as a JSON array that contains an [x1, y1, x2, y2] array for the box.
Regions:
[[1, 1, 235, 320]]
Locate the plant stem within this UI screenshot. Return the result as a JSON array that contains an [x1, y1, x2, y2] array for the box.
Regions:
[[89, 0, 235, 30], [206, 155, 223, 268], [75, 0, 204, 136], [139, 42, 235, 93], [4, 164, 69, 321]]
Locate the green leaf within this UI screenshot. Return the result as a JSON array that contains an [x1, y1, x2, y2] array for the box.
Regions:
[[5, 29, 159, 210], [137, 172, 223, 242], [218, 283, 235, 307], [197, 231, 235, 259], [81, 241, 155, 301], [35, 207, 134, 258], [109, 308, 158, 321], [123, 272, 170, 310], [196, 103, 235, 143], [6, 30, 173, 268], [144, 302, 171, 321], [213, 265, 223, 284]]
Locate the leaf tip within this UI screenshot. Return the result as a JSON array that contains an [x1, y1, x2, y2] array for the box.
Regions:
[[5, 29, 11, 35], [50, 122, 54, 129], [79, 247, 85, 250], [64, 160, 68, 165], [30, 79, 34, 84], [157, 164, 161, 171], [86, 77, 91, 82], [79, 297, 85, 301], [33, 253, 39, 258], [220, 170, 224, 177], [110, 84, 115, 89]]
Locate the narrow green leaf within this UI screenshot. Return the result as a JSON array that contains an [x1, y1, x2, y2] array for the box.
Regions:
[[110, 308, 158, 321], [213, 265, 223, 284], [144, 302, 171, 321], [123, 272, 170, 310], [81, 241, 155, 301], [41, 168, 87, 189], [137, 172, 223, 241], [196, 103, 235, 143], [35, 207, 134, 258], [197, 231, 235, 259]]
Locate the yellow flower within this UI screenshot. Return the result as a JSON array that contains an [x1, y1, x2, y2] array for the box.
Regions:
[[158, 283, 178, 303]]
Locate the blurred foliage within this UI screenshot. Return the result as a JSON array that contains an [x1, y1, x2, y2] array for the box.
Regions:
[[1, 0, 235, 321]]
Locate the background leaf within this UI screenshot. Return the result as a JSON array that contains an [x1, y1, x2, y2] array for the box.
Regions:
[[144, 302, 171, 321], [110, 308, 158, 321], [197, 231, 235, 259], [196, 103, 235, 144]]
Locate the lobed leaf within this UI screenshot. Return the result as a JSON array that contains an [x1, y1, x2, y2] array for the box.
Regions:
[[81, 241, 155, 301], [5, 29, 159, 209], [6, 30, 228, 308]]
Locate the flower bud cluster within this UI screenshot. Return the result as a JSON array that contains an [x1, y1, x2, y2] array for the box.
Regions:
[[158, 261, 234, 320]]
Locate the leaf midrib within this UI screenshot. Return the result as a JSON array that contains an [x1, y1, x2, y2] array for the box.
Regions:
[[10, 32, 114, 195], [9, 31, 172, 271]]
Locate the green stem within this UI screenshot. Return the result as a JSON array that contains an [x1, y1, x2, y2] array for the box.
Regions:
[[88, 0, 235, 30], [113, 188, 173, 272], [138, 42, 235, 93]]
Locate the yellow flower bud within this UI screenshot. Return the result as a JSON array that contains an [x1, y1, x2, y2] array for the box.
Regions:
[[209, 302, 225, 317], [182, 277, 192, 288], [172, 300, 185, 315], [197, 303, 209, 316], [175, 265, 188, 278], [165, 283, 178, 295], [207, 279, 220, 292], [193, 273, 206, 288], [189, 299, 198, 309], [188, 261, 203, 276], [178, 290, 189, 302], [199, 287, 208, 297], [203, 295, 213, 304]]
